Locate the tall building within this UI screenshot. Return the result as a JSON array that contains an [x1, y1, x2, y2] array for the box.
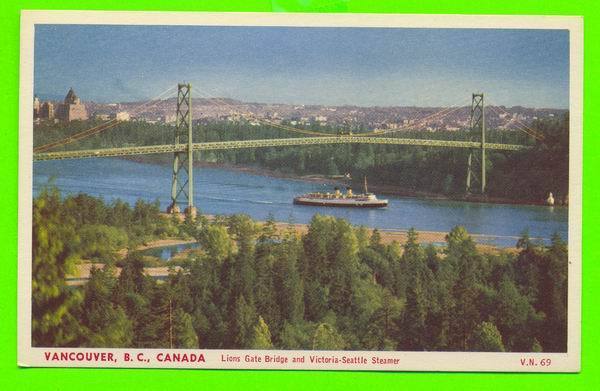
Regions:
[[33, 95, 40, 117], [39, 102, 54, 120], [33, 95, 54, 120], [56, 88, 88, 122]]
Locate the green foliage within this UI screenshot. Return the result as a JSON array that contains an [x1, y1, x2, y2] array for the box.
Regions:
[[81, 265, 133, 347], [532, 338, 543, 353], [399, 229, 433, 350], [32, 188, 83, 346], [53, 192, 175, 255], [492, 278, 542, 351], [513, 232, 568, 352], [470, 321, 505, 352], [355, 226, 370, 252], [78, 224, 129, 261], [250, 316, 273, 349], [279, 321, 313, 350], [198, 224, 232, 263], [272, 234, 304, 324], [442, 226, 483, 350], [172, 308, 199, 348], [32, 191, 568, 352], [364, 288, 403, 350], [542, 234, 568, 351], [230, 295, 257, 348], [312, 323, 346, 350], [486, 115, 569, 202], [112, 255, 156, 347]]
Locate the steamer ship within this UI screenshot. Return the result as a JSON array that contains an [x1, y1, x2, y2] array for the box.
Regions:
[[293, 177, 388, 208]]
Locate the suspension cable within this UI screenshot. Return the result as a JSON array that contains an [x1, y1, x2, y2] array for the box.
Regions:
[[33, 84, 178, 153], [193, 88, 333, 137], [485, 100, 545, 141], [195, 85, 469, 139]]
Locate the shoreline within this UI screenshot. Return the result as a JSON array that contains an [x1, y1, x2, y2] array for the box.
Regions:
[[70, 219, 516, 284], [117, 238, 197, 258], [268, 220, 513, 254], [123, 156, 563, 207], [162, 213, 514, 254], [66, 220, 510, 286], [191, 161, 560, 207]]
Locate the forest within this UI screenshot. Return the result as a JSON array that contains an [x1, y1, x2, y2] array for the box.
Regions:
[[33, 189, 568, 352], [33, 113, 569, 203]]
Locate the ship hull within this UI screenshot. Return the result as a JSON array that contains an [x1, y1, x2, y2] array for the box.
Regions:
[[293, 197, 388, 208]]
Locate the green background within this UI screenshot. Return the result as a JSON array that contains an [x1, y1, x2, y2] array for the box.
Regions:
[[0, 0, 597, 389]]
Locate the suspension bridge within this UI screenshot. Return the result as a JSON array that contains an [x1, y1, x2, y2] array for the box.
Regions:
[[32, 83, 539, 217]]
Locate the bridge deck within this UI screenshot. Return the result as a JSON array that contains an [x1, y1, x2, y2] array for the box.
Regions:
[[33, 136, 529, 161]]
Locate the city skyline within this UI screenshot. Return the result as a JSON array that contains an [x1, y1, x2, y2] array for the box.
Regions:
[[34, 25, 569, 109]]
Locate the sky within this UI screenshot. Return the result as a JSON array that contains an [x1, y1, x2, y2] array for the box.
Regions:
[[34, 25, 569, 108]]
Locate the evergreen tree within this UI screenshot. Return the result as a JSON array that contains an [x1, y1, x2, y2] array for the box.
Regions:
[[273, 235, 304, 324], [253, 217, 282, 332], [279, 321, 312, 350], [399, 229, 430, 350], [302, 215, 335, 285], [167, 270, 194, 314], [492, 277, 542, 351], [250, 316, 273, 349], [424, 244, 440, 273], [401, 276, 428, 350], [355, 226, 370, 252], [260, 214, 279, 243], [369, 228, 385, 253], [328, 219, 360, 316], [82, 265, 133, 347], [63, 193, 108, 227], [172, 308, 199, 348], [253, 248, 278, 335], [227, 215, 258, 303], [312, 323, 346, 350], [106, 199, 133, 228], [365, 289, 403, 350], [539, 234, 568, 352], [194, 301, 226, 349], [445, 226, 482, 350], [32, 188, 83, 346], [230, 295, 256, 348], [514, 231, 543, 301], [302, 215, 334, 320], [470, 321, 505, 352], [112, 255, 156, 347]]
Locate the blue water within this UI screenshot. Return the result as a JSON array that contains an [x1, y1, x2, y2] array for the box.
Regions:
[[142, 242, 199, 260], [33, 158, 568, 248]]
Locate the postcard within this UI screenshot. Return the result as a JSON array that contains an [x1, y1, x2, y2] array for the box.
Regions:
[[18, 11, 582, 371]]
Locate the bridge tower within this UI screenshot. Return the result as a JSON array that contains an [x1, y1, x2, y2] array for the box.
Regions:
[[466, 93, 486, 194], [167, 83, 197, 218]]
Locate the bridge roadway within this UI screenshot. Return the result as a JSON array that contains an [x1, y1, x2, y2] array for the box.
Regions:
[[33, 136, 529, 161]]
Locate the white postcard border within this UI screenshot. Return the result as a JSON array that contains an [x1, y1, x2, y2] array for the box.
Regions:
[[18, 10, 583, 372]]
